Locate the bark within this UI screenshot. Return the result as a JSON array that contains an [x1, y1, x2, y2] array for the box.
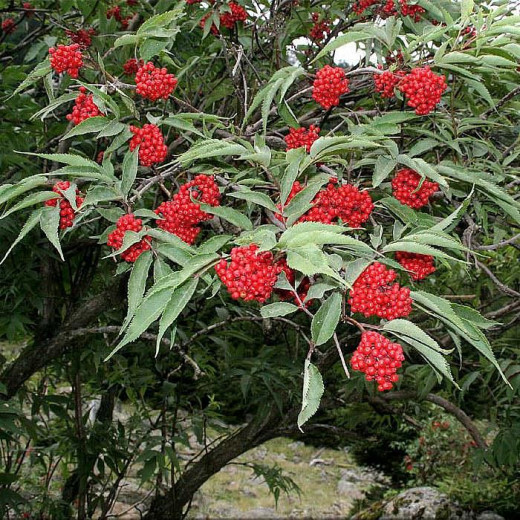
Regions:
[[0, 279, 125, 399]]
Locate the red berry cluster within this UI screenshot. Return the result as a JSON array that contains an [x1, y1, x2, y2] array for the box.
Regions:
[[312, 65, 349, 110], [284, 125, 320, 152], [2, 18, 16, 34], [395, 251, 436, 280], [107, 214, 151, 263], [65, 28, 96, 49], [353, 0, 379, 15], [215, 244, 282, 303], [385, 49, 404, 66], [66, 87, 103, 126], [135, 62, 178, 101], [127, 0, 138, 5], [275, 259, 312, 307], [44, 181, 84, 229], [107, 6, 133, 29], [399, 0, 425, 22], [391, 168, 439, 209], [199, 13, 219, 35], [373, 69, 405, 99], [97, 151, 105, 164], [123, 58, 144, 75], [23, 2, 34, 16], [155, 175, 221, 245], [302, 182, 374, 228], [220, 2, 247, 29], [398, 66, 447, 115], [348, 262, 412, 320], [49, 44, 83, 78], [350, 331, 405, 391], [309, 13, 330, 42], [275, 181, 303, 223], [129, 124, 168, 167]]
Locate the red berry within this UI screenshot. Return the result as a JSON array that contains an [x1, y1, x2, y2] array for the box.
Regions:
[[199, 13, 219, 35], [395, 251, 435, 280], [215, 244, 282, 303], [309, 13, 330, 42], [275, 258, 312, 307], [107, 214, 151, 263], [391, 168, 439, 209], [23, 2, 34, 16], [348, 262, 412, 320], [220, 2, 247, 29], [123, 58, 144, 75], [155, 175, 221, 244], [97, 151, 105, 164], [127, 0, 138, 5], [2, 18, 16, 34], [399, 0, 425, 22], [373, 69, 405, 99], [351, 331, 405, 391], [65, 28, 96, 49], [285, 125, 320, 152], [129, 124, 168, 167], [312, 65, 349, 110], [49, 44, 83, 78], [135, 61, 178, 101], [397, 66, 447, 115], [66, 87, 104, 125], [44, 181, 83, 229]]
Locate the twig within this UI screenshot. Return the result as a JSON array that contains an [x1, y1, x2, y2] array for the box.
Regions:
[[333, 332, 350, 378]]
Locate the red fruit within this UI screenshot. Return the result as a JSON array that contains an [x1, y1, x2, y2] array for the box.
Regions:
[[97, 151, 105, 164], [2, 18, 16, 34], [129, 124, 168, 167], [309, 13, 330, 42], [155, 175, 221, 244], [127, 0, 138, 5], [275, 258, 312, 307], [312, 65, 349, 110], [373, 69, 405, 99], [23, 2, 34, 16], [135, 61, 178, 101], [275, 181, 304, 223], [399, 0, 424, 22], [199, 13, 219, 35], [66, 87, 104, 125], [123, 58, 144, 75], [49, 44, 83, 78], [285, 125, 320, 152], [107, 214, 151, 263], [391, 168, 439, 209], [350, 331, 405, 391], [353, 0, 380, 15], [107, 5, 123, 21], [65, 28, 96, 49], [44, 181, 83, 229], [395, 251, 435, 280], [348, 262, 412, 320], [215, 244, 282, 303], [397, 66, 447, 115], [220, 2, 247, 29]]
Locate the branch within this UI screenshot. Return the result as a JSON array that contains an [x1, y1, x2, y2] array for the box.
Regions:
[[481, 85, 520, 119]]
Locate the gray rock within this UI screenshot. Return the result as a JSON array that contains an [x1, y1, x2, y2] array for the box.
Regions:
[[380, 487, 472, 520], [336, 480, 366, 501], [245, 507, 276, 518], [476, 512, 505, 520]]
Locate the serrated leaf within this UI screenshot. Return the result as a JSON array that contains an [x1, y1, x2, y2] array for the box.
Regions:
[[9, 59, 51, 99], [62, 117, 109, 140], [312, 31, 370, 62], [0, 191, 57, 220], [0, 209, 42, 265], [0, 176, 47, 206], [383, 319, 452, 354], [260, 302, 299, 318], [373, 156, 397, 187], [228, 189, 278, 212], [297, 361, 324, 430], [311, 292, 342, 346], [40, 206, 64, 261], [198, 202, 253, 230], [121, 149, 139, 197]]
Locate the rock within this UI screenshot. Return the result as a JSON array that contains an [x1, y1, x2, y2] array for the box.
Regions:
[[476, 513, 505, 520], [379, 487, 472, 520], [245, 507, 276, 518], [336, 480, 366, 501], [288, 441, 305, 450]]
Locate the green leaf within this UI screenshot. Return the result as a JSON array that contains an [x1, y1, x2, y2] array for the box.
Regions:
[[286, 245, 344, 284], [297, 361, 325, 430], [311, 292, 342, 346], [281, 148, 306, 204], [155, 278, 198, 356], [373, 156, 397, 187], [228, 189, 278, 212], [260, 302, 299, 318], [9, 59, 51, 98], [23, 152, 104, 171], [0, 191, 57, 220], [198, 202, 253, 230], [62, 117, 110, 140], [0, 176, 47, 206], [121, 149, 139, 197], [312, 32, 370, 62], [40, 206, 64, 261], [0, 209, 42, 265], [383, 319, 452, 354], [279, 222, 349, 248]]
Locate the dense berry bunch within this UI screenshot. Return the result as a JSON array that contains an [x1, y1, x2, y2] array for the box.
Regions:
[[107, 6, 133, 29], [302, 182, 374, 227], [348, 262, 412, 320], [385, 49, 404, 66], [275, 259, 312, 306], [312, 65, 349, 110], [23, 2, 34, 16], [220, 2, 247, 29], [215, 244, 282, 303], [107, 214, 151, 263], [350, 331, 405, 391], [135, 62, 178, 101], [65, 28, 96, 49], [395, 251, 436, 280], [49, 44, 83, 78], [275, 181, 303, 222], [123, 58, 144, 75], [199, 13, 219, 35], [399, 0, 425, 22], [2, 18, 16, 34], [353, 0, 379, 15], [398, 66, 447, 115], [129, 124, 168, 167], [66, 87, 103, 125], [127, 0, 138, 5], [309, 13, 330, 42], [155, 175, 221, 244], [285, 125, 320, 152], [97, 151, 105, 164], [44, 181, 84, 229], [374, 70, 404, 99], [391, 168, 439, 209]]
